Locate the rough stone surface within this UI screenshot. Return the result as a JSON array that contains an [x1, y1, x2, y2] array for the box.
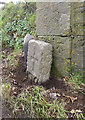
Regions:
[[23, 34, 33, 65], [36, 2, 84, 76], [72, 36, 84, 72], [36, 2, 70, 36], [27, 40, 52, 83], [71, 2, 84, 36], [71, 2, 84, 73], [39, 36, 71, 75]]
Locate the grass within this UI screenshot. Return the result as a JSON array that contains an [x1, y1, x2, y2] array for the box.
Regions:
[[7, 49, 22, 69], [1, 78, 85, 119], [69, 72, 84, 90], [1, 84, 68, 118], [0, 51, 6, 59], [70, 109, 85, 119], [1, 82, 11, 99], [1, 50, 85, 118], [12, 86, 68, 118]]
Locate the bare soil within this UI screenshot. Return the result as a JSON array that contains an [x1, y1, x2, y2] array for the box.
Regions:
[[1, 49, 85, 119]]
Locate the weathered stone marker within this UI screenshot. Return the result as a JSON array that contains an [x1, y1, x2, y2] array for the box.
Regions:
[[23, 34, 33, 66], [27, 40, 52, 83]]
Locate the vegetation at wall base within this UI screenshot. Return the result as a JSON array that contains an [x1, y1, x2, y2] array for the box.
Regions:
[[69, 71, 85, 91], [0, 2, 36, 50], [1, 82, 85, 119]]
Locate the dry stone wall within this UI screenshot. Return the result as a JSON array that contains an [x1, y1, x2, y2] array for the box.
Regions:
[[36, 2, 85, 76]]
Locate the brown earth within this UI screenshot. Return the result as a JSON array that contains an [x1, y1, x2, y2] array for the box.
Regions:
[[1, 49, 85, 119]]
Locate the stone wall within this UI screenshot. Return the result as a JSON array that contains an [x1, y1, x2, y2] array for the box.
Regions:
[[36, 2, 85, 77]]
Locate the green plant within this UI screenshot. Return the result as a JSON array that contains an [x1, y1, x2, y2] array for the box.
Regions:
[[0, 51, 6, 59], [15, 37, 23, 49], [71, 109, 85, 119], [0, 2, 36, 49], [1, 82, 11, 99], [11, 86, 67, 118], [69, 72, 84, 90], [7, 49, 22, 69], [74, 112, 85, 119]]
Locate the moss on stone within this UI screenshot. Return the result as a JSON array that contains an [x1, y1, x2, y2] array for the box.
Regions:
[[51, 62, 63, 78]]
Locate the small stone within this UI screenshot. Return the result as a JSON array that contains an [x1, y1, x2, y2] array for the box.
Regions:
[[49, 93, 56, 99]]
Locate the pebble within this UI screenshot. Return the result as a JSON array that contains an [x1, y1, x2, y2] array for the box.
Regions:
[[49, 93, 57, 99]]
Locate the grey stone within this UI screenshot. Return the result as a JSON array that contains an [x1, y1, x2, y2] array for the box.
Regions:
[[38, 36, 71, 75], [27, 40, 52, 83], [23, 34, 33, 66], [36, 2, 84, 76], [72, 36, 84, 72], [49, 93, 57, 99], [36, 2, 70, 36]]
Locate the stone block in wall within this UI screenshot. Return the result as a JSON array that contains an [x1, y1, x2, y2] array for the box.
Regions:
[[53, 37, 71, 59], [36, 2, 71, 36], [72, 36, 84, 72], [38, 36, 71, 76], [71, 2, 84, 36], [27, 40, 52, 83], [53, 57, 70, 76]]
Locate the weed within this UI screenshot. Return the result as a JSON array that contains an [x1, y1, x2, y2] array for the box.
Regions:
[[1, 82, 11, 99], [0, 2, 36, 49], [10, 86, 68, 118], [69, 72, 84, 90], [0, 51, 6, 59], [7, 49, 22, 69], [2, 84, 85, 119], [71, 109, 85, 119]]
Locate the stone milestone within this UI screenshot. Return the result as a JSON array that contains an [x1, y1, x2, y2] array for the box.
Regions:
[[27, 40, 52, 83]]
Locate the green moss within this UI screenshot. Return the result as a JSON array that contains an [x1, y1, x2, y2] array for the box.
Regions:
[[51, 62, 63, 78]]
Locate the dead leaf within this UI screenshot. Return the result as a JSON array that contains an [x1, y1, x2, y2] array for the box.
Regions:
[[13, 91, 17, 95], [70, 97, 77, 103], [70, 109, 75, 114], [12, 87, 17, 91], [64, 76, 69, 82], [13, 81, 18, 85], [81, 83, 85, 87], [56, 89, 59, 92], [70, 109, 82, 114], [62, 93, 65, 97], [12, 87, 18, 95], [10, 72, 13, 76], [21, 103, 25, 111], [75, 109, 82, 113], [56, 93, 61, 97], [66, 96, 77, 103]]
